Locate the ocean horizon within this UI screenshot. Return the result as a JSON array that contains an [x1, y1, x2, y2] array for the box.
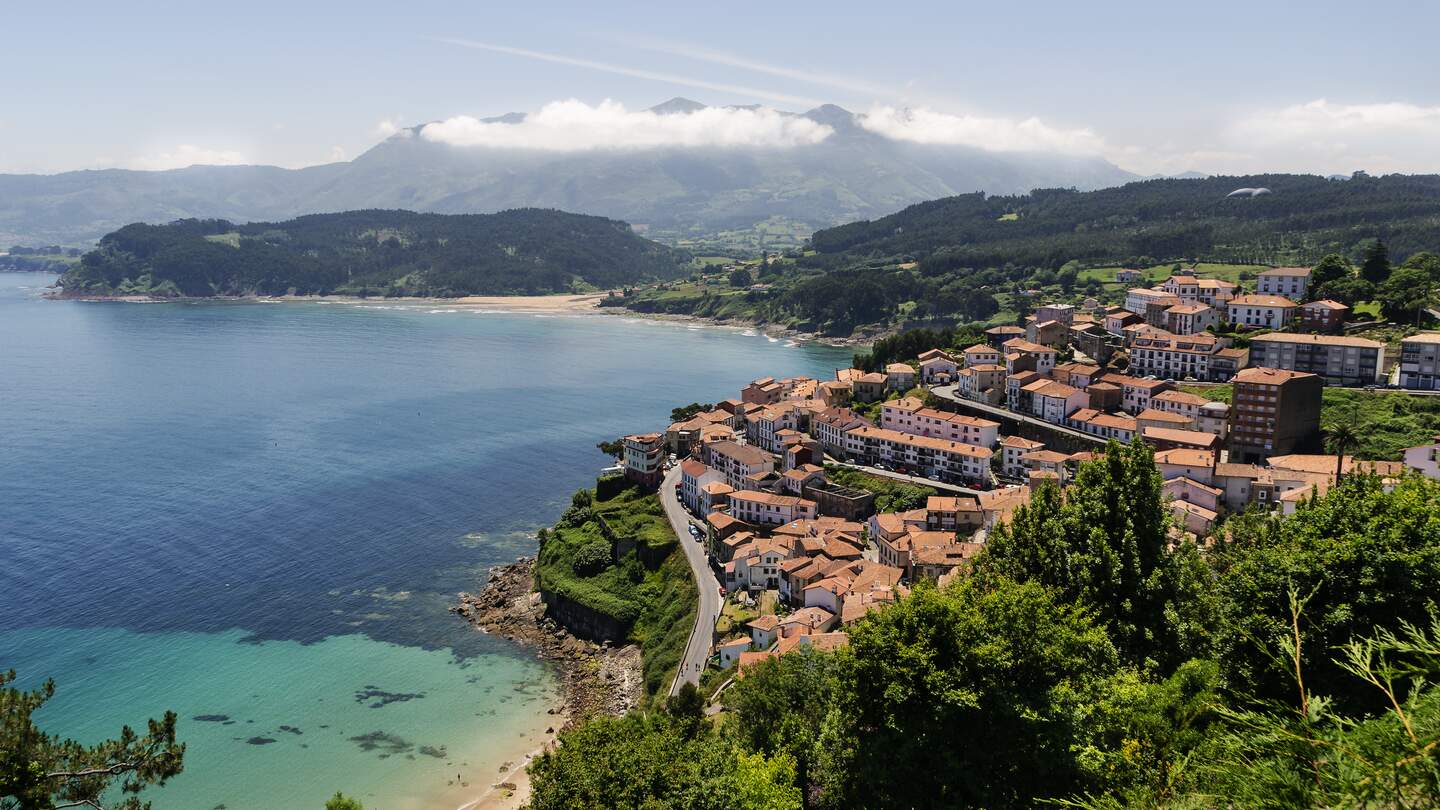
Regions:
[[0, 271, 852, 809]]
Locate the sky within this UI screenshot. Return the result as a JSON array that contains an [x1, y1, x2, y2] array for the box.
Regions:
[[3, 0, 1439, 177]]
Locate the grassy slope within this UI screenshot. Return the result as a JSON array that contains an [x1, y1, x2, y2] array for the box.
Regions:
[[1181, 385, 1440, 460], [534, 483, 696, 697]]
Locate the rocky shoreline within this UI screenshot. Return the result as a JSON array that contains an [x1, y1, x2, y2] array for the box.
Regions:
[[451, 558, 643, 729]]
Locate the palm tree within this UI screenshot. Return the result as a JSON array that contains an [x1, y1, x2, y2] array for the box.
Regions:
[[1323, 419, 1359, 485]]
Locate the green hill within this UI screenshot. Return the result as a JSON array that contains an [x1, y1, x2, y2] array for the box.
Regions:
[[57, 208, 690, 298]]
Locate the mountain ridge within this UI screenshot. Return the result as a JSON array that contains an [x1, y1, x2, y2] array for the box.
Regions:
[[0, 101, 1136, 248]]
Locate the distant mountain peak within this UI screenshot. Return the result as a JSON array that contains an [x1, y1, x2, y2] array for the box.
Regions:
[[649, 97, 708, 115], [803, 104, 861, 133]]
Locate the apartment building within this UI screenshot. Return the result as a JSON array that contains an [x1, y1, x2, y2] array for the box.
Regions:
[[879, 397, 1000, 447], [808, 407, 872, 457], [1126, 288, 1181, 324], [704, 440, 776, 490], [1127, 332, 1230, 381], [1150, 389, 1210, 428], [955, 364, 1006, 404], [1068, 408, 1138, 443], [1105, 310, 1144, 336], [1399, 333, 1440, 390], [1248, 333, 1385, 386], [998, 435, 1044, 479], [1226, 294, 1298, 329], [728, 490, 819, 528], [1228, 367, 1324, 463], [842, 426, 994, 484], [918, 349, 958, 384], [1002, 339, 1057, 375], [740, 377, 783, 405], [680, 458, 725, 514], [885, 363, 916, 392], [622, 432, 666, 487], [1035, 303, 1076, 325], [1256, 266, 1313, 299]]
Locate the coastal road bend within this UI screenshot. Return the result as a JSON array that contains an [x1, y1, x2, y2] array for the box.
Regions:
[[660, 464, 721, 697]]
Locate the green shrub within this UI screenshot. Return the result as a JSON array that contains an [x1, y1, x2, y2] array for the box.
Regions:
[[572, 540, 612, 576]]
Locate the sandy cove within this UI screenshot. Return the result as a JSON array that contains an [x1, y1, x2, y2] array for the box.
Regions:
[[451, 557, 646, 810]]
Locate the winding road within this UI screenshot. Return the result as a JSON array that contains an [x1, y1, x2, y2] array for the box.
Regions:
[[660, 464, 721, 697]]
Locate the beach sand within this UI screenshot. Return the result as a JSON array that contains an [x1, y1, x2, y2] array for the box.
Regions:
[[445, 293, 605, 311]]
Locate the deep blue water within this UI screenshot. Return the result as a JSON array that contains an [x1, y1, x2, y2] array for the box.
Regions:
[[0, 273, 852, 808]]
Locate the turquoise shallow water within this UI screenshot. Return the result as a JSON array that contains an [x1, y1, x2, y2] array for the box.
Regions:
[[0, 272, 851, 809]]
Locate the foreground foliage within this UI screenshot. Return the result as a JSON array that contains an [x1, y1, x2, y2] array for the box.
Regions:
[[1, 670, 184, 810]]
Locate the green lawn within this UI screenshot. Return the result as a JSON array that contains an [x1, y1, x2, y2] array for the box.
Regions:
[[1078, 262, 1263, 288]]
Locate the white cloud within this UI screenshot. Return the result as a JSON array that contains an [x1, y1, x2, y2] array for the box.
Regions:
[[859, 106, 1107, 155], [421, 99, 833, 151], [1222, 99, 1440, 174], [327, 145, 348, 162], [374, 117, 408, 138], [129, 144, 248, 171]]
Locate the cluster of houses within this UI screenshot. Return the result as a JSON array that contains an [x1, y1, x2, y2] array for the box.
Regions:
[[613, 263, 1440, 678]]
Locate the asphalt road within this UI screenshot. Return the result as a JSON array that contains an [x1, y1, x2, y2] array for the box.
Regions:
[[660, 464, 721, 697], [828, 458, 985, 496]]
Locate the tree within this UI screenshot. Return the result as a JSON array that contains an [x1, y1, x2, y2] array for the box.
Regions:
[[1308, 253, 1354, 293], [975, 439, 1218, 671], [1377, 264, 1439, 323], [723, 647, 842, 796], [1, 670, 185, 810], [324, 794, 364, 810], [1361, 239, 1391, 284], [595, 438, 624, 458], [665, 682, 705, 740], [814, 579, 1122, 809], [1321, 413, 1359, 484], [1212, 474, 1440, 714], [669, 402, 714, 423], [1311, 275, 1373, 307], [729, 267, 753, 287]]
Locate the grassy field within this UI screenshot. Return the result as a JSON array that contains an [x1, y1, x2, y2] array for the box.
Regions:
[[534, 482, 695, 697], [826, 465, 937, 512], [1078, 262, 1264, 288], [1181, 385, 1440, 460]]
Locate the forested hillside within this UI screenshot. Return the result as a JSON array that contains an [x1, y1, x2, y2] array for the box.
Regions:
[[57, 209, 689, 298], [612, 172, 1440, 336], [807, 172, 1440, 270]]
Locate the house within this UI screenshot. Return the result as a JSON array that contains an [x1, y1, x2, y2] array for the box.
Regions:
[[727, 491, 818, 527], [1138, 407, 1196, 432], [622, 433, 666, 487], [719, 636, 753, 668], [1026, 319, 1069, 347], [748, 615, 781, 650], [699, 481, 735, 514], [1171, 499, 1219, 535], [999, 435, 1045, 479], [984, 325, 1025, 348], [1247, 333, 1385, 386], [1105, 309, 1144, 336], [679, 458, 725, 514], [978, 485, 1031, 528], [911, 542, 984, 581], [925, 495, 983, 533], [1257, 266, 1313, 299], [1197, 400, 1231, 439], [1154, 448, 1216, 484], [918, 350, 959, 385], [1036, 303, 1076, 325], [1399, 333, 1440, 391], [1099, 374, 1175, 413], [955, 364, 1007, 405], [1069, 409, 1138, 443], [1164, 303, 1219, 335], [1226, 294, 1298, 329], [1002, 339, 1058, 375], [1403, 435, 1440, 480], [1163, 476, 1223, 513], [1150, 389, 1210, 428], [885, 363, 917, 392], [1299, 299, 1351, 333], [963, 344, 1002, 367], [1021, 379, 1089, 424], [741, 377, 783, 405], [1052, 362, 1104, 390], [1116, 268, 1143, 282], [851, 372, 888, 403], [1141, 426, 1221, 452], [1021, 449, 1072, 484]]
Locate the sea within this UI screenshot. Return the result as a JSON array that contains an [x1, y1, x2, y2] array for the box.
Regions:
[[0, 272, 853, 809]]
